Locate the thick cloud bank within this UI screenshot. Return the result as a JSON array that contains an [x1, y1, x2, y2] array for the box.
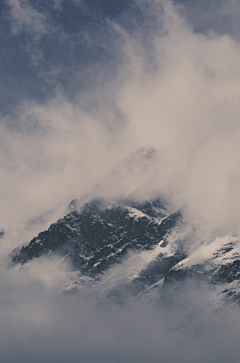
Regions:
[[1, 0, 240, 233], [1, 262, 240, 363], [1, 0, 240, 361]]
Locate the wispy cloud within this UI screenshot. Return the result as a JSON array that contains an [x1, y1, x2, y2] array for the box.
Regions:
[[7, 0, 50, 37], [2, 0, 240, 233]]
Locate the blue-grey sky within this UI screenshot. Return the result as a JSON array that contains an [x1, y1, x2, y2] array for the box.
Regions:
[[0, 0, 127, 114], [1, 0, 239, 118]]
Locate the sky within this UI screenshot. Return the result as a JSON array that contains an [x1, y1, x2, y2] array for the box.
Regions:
[[2, 0, 240, 361], [1, 0, 240, 234]]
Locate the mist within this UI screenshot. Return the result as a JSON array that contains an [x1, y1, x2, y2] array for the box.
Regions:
[[0, 259, 240, 363], [1, 0, 240, 234], [1, 0, 240, 361]]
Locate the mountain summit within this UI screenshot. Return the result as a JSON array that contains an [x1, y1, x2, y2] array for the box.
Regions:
[[11, 194, 240, 306]]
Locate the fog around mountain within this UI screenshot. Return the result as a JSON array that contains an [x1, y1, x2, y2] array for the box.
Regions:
[[1, 0, 240, 361]]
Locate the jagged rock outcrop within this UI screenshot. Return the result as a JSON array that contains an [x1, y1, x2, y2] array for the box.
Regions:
[[12, 197, 182, 278], [11, 194, 240, 306]]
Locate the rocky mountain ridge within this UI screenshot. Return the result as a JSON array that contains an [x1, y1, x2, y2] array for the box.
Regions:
[[11, 194, 240, 306]]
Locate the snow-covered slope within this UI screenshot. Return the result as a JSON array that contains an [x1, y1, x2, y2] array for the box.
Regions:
[[10, 194, 240, 307], [11, 196, 181, 275]]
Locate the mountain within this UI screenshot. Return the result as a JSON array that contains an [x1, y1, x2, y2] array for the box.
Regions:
[[10, 194, 240, 306], [11, 196, 182, 273]]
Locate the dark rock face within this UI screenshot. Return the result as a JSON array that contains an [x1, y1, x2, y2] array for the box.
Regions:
[[11, 197, 182, 277], [11, 195, 240, 306]]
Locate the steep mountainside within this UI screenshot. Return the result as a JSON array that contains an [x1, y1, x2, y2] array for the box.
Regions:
[[12, 197, 182, 275], [11, 195, 240, 306]]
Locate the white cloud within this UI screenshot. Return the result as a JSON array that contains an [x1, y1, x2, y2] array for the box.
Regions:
[[8, 0, 50, 37], [3, 0, 240, 237], [114, 1, 240, 232]]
